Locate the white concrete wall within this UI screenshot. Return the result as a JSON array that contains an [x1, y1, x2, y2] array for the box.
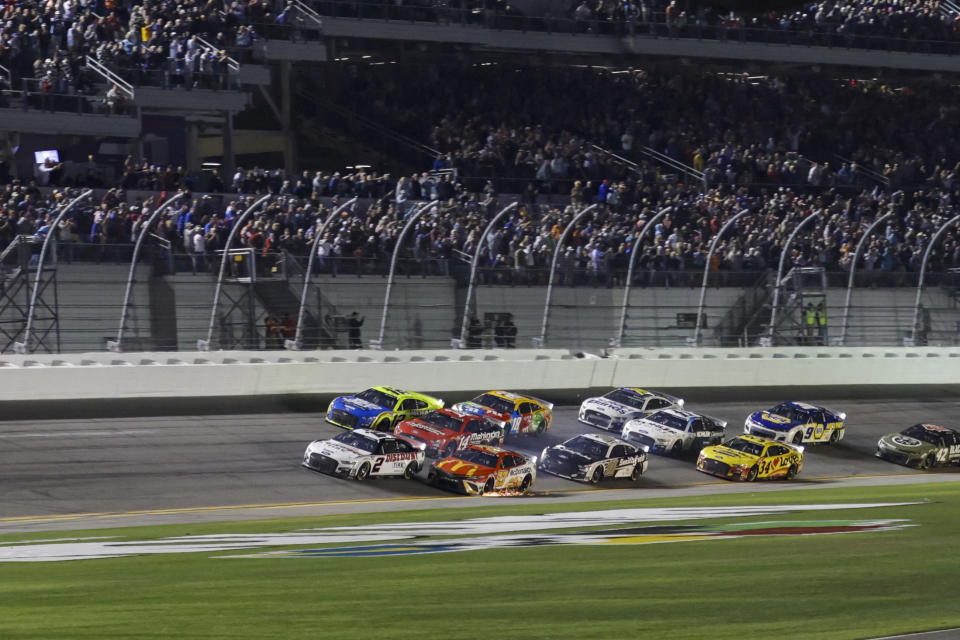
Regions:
[[0, 346, 957, 402]]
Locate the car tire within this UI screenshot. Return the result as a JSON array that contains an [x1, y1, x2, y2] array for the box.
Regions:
[[746, 466, 759, 482], [519, 475, 532, 493], [670, 441, 683, 457], [427, 470, 437, 486], [443, 441, 458, 458], [920, 454, 936, 470], [630, 464, 642, 482], [793, 431, 804, 445], [403, 461, 418, 480], [481, 477, 496, 495], [829, 428, 840, 444], [786, 464, 798, 480], [591, 466, 604, 484], [356, 462, 371, 481]]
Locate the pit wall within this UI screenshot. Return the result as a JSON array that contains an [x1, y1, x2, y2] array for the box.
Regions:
[[0, 347, 957, 403]]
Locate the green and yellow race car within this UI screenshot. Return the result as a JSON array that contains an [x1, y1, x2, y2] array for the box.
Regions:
[[326, 386, 444, 431]]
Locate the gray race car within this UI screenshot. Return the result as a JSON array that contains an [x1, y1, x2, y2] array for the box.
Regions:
[[875, 423, 960, 469]]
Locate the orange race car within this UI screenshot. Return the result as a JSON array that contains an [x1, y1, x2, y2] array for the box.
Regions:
[[428, 445, 537, 495]]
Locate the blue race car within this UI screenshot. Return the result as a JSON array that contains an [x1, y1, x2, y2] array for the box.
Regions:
[[744, 401, 846, 445], [326, 386, 444, 431]]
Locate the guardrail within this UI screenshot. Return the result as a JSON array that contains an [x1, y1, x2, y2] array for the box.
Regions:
[[0, 346, 957, 403]]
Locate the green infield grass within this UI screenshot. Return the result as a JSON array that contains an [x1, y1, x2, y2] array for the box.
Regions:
[[1, 482, 958, 640]]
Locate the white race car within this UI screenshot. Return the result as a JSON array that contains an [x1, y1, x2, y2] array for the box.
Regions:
[[621, 408, 727, 457], [578, 387, 684, 432], [302, 429, 425, 480], [539, 433, 647, 484]]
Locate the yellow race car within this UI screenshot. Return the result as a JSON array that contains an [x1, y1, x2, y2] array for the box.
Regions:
[[696, 434, 804, 481], [326, 386, 444, 431]]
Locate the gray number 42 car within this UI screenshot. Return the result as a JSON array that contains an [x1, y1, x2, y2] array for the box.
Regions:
[[876, 423, 960, 469]]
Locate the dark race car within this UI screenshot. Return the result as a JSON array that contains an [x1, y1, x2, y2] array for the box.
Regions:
[[876, 423, 960, 469], [539, 433, 647, 484]]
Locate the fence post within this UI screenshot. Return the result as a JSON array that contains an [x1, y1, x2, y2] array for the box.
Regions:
[[693, 208, 749, 346], [911, 213, 960, 345], [616, 206, 670, 347], [839, 211, 893, 346], [768, 211, 820, 343]]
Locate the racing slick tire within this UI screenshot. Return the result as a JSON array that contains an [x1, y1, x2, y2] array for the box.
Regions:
[[590, 467, 604, 484], [746, 466, 759, 482], [481, 477, 496, 495], [792, 431, 804, 445], [630, 464, 642, 483], [670, 441, 683, 457], [403, 461, 419, 480], [427, 470, 438, 486], [373, 416, 393, 432], [785, 464, 798, 480], [356, 462, 372, 481], [519, 475, 532, 493], [919, 454, 936, 470], [442, 441, 458, 458], [829, 429, 840, 444]]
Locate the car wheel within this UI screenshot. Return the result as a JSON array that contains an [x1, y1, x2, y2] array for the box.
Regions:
[[793, 431, 804, 445], [630, 464, 642, 482], [403, 461, 419, 480], [443, 441, 458, 458], [519, 475, 532, 493], [591, 466, 604, 484], [829, 428, 840, 444], [670, 441, 683, 457], [356, 462, 371, 481], [481, 477, 496, 495], [427, 470, 437, 486], [746, 466, 759, 482], [920, 454, 937, 470], [785, 464, 798, 480]]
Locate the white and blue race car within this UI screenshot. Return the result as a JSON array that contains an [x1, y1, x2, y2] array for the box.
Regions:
[[744, 401, 846, 446], [578, 387, 684, 432], [621, 408, 727, 457], [302, 429, 425, 480]]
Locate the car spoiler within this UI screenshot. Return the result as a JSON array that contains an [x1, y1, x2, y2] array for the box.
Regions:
[[524, 394, 554, 411]]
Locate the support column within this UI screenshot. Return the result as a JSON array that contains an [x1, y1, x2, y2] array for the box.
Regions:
[[280, 60, 296, 175], [185, 121, 200, 174], [222, 110, 235, 182]]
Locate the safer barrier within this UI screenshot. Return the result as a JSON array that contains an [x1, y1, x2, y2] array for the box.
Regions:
[[0, 346, 957, 403]]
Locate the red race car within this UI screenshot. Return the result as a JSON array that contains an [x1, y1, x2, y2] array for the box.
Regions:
[[395, 409, 505, 458], [428, 445, 537, 495]]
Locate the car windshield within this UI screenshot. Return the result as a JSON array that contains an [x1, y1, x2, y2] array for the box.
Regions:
[[603, 389, 650, 410], [647, 411, 688, 431], [768, 403, 810, 423], [452, 448, 500, 467], [722, 437, 764, 457], [332, 431, 379, 453], [561, 436, 608, 460], [355, 388, 397, 409], [472, 394, 514, 414], [902, 424, 945, 445], [420, 412, 463, 432]]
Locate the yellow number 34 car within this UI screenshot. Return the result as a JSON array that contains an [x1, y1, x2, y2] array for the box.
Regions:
[[697, 434, 804, 481]]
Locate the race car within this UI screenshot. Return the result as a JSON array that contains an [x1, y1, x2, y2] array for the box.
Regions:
[[744, 401, 845, 445], [876, 423, 960, 469], [302, 429, 425, 480], [452, 391, 553, 437], [326, 386, 444, 431], [697, 434, 804, 482], [578, 387, 684, 432], [394, 408, 505, 458], [539, 433, 647, 483], [428, 445, 536, 495], [620, 408, 727, 456]]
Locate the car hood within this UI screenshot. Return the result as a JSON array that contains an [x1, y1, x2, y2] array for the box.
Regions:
[[396, 421, 455, 440], [749, 411, 799, 431], [434, 458, 494, 478], [333, 396, 389, 418], [627, 420, 681, 442], [545, 445, 594, 465], [452, 402, 508, 422], [702, 445, 759, 464], [879, 433, 936, 454], [582, 398, 640, 417], [307, 440, 366, 463]]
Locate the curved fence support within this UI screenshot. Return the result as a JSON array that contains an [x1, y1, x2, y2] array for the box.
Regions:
[[538, 203, 599, 347], [767, 211, 821, 342], [911, 213, 960, 345], [109, 191, 187, 352], [375, 201, 438, 349], [288, 197, 358, 350], [839, 211, 894, 346], [693, 208, 750, 346], [615, 206, 671, 348], [15, 189, 93, 354], [457, 201, 519, 347], [199, 194, 273, 351]]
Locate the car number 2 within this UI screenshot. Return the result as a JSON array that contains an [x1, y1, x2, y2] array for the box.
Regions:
[[372, 457, 385, 473]]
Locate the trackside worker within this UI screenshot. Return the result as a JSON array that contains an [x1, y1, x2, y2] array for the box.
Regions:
[[816, 302, 827, 345], [804, 303, 816, 344]]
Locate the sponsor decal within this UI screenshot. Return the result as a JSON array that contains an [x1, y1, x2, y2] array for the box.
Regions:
[[892, 435, 922, 448], [0, 503, 918, 562]]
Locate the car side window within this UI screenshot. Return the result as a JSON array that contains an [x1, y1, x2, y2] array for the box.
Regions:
[[503, 455, 521, 468], [770, 445, 789, 456], [689, 418, 702, 433], [610, 445, 627, 458], [465, 420, 486, 433], [381, 439, 399, 454], [647, 398, 668, 410], [413, 399, 428, 410], [395, 439, 413, 453]]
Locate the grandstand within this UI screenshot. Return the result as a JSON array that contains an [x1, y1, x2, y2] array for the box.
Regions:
[[2, 0, 960, 354]]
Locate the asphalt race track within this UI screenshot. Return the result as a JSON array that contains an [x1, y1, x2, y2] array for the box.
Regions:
[[2, 395, 959, 531]]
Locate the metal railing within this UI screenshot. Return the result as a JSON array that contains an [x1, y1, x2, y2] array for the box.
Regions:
[[85, 56, 135, 100]]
